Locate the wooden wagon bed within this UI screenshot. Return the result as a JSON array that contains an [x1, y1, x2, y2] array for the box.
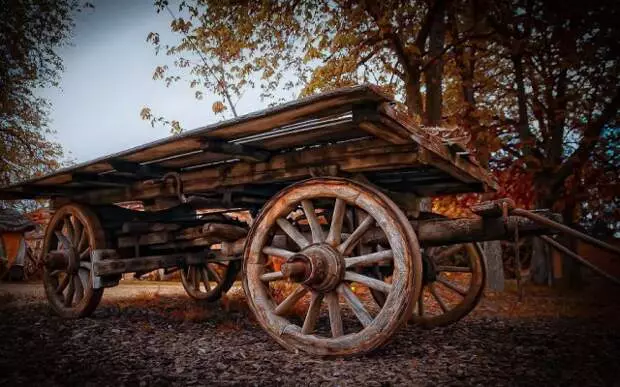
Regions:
[[0, 85, 496, 207]]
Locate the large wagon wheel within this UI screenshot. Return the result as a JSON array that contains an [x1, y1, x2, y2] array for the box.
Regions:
[[180, 260, 240, 301], [243, 178, 422, 356], [42, 204, 105, 318], [369, 215, 486, 328]]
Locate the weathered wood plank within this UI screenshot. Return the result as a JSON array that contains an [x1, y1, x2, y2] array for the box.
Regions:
[[378, 103, 499, 191], [93, 252, 207, 276], [74, 139, 422, 204], [200, 140, 271, 162]]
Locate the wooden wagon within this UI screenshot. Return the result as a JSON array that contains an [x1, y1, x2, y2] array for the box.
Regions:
[[3, 85, 614, 356]]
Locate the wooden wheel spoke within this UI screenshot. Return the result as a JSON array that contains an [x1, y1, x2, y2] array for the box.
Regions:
[[201, 267, 211, 291], [274, 286, 308, 316], [338, 283, 372, 328], [417, 288, 425, 316], [435, 244, 465, 261], [190, 266, 199, 290], [55, 231, 69, 250], [63, 217, 75, 245], [436, 265, 472, 273], [71, 217, 83, 248], [429, 283, 448, 312], [301, 200, 324, 243], [77, 228, 88, 252], [326, 292, 343, 338], [79, 248, 91, 260], [56, 274, 70, 293], [262, 246, 295, 259], [276, 218, 309, 249], [344, 271, 392, 294], [64, 275, 75, 307], [301, 292, 323, 334], [74, 274, 84, 304], [326, 198, 346, 246], [436, 277, 467, 297], [206, 265, 222, 284], [345, 249, 393, 268], [338, 215, 375, 255], [260, 271, 284, 282]]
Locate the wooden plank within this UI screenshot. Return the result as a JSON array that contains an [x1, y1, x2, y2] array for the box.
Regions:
[[93, 252, 207, 276], [72, 172, 138, 187], [358, 121, 410, 144], [206, 93, 383, 140], [201, 140, 271, 162], [110, 160, 173, 178], [353, 106, 411, 144], [75, 140, 422, 204], [122, 138, 204, 164], [252, 123, 363, 151], [157, 152, 232, 170], [377, 103, 499, 191], [117, 231, 171, 248]]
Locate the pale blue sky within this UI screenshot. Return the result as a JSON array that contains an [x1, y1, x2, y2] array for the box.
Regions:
[[41, 0, 270, 163]]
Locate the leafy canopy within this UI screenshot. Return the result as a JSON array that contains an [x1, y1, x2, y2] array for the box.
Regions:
[[0, 0, 86, 208]]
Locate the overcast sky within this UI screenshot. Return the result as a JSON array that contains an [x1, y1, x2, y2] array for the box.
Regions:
[[40, 0, 271, 164]]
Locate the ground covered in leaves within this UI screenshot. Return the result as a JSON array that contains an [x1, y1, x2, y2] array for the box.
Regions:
[[0, 281, 618, 386]]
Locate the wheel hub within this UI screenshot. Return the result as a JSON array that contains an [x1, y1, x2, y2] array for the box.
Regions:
[[280, 243, 345, 292]]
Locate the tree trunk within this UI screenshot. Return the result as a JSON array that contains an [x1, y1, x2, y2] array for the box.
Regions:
[[559, 200, 582, 289], [424, 8, 446, 126], [512, 54, 531, 156], [405, 68, 423, 117], [530, 176, 554, 285]]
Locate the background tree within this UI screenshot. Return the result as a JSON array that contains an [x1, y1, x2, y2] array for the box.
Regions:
[[150, 0, 619, 285], [0, 0, 86, 209]]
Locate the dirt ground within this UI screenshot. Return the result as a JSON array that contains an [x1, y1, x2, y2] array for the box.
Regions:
[[0, 280, 618, 386]]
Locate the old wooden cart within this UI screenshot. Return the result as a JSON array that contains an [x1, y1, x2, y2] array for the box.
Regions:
[[2, 85, 616, 356]]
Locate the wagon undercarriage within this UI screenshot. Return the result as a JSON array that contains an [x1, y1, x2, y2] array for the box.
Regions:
[[2, 85, 617, 356]]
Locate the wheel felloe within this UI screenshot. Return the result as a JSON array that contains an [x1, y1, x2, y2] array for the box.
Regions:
[[243, 177, 422, 356]]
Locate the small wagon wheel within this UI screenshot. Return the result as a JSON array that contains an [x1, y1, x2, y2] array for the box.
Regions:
[[413, 242, 485, 327], [180, 259, 240, 301], [369, 215, 486, 328], [243, 178, 422, 356], [42, 204, 105, 318]]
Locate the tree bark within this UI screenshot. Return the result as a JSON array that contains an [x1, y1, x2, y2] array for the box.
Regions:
[[405, 67, 424, 117], [529, 176, 554, 285], [512, 53, 531, 155], [424, 7, 446, 126]]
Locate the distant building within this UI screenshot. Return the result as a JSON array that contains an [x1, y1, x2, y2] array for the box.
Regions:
[[0, 208, 36, 280]]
